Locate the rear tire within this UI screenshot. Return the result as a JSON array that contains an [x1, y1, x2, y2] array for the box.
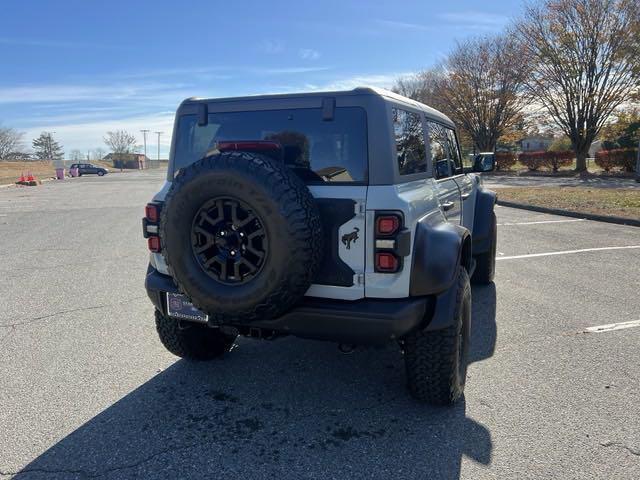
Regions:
[[472, 212, 496, 284], [403, 267, 471, 405], [155, 310, 236, 360]]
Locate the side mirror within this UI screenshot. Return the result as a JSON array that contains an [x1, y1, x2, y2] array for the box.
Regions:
[[472, 154, 496, 173]]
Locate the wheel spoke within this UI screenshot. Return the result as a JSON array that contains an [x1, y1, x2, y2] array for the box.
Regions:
[[192, 197, 267, 285], [245, 244, 265, 259]]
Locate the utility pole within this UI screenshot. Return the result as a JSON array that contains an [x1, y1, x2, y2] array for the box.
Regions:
[[140, 129, 149, 170], [155, 132, 163, 163]]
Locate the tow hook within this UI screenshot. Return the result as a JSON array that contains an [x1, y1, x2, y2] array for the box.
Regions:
[[338, 343, 356, 354]]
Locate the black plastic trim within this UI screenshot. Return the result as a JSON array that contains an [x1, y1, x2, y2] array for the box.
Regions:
[[409, 219, 470, 296], [145, 266, 437, 345], [314, 198, 356, 286], [472, 187, 497, 254]]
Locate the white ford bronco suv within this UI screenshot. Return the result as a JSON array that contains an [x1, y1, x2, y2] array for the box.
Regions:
[[143, 87, 497, 405]]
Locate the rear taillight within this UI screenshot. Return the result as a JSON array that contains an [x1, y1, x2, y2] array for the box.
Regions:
[[375, 252, 398, 272], [147, 236, 161, 252], [376, 215, 400, 236], [374, 212, 409, 274], [145, 204, 160, 223], [143, 202, 162, 252]]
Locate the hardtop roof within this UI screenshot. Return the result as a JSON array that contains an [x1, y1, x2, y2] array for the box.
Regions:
[[181, 86, 455, 127]]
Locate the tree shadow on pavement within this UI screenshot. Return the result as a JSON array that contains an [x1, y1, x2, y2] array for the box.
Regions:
[[13, 286, 497, 480]]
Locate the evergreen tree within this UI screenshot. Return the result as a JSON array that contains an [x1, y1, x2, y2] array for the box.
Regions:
[[32, 132, 64, 161]]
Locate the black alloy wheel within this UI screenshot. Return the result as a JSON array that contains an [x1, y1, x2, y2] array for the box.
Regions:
[[191, 197, 268, 285]]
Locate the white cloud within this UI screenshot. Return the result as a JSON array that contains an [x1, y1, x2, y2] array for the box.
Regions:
[[0, 82, 190, 105], [310, 72, 414, 91], [437, 11, 509, 30], [258, 40, 285, 55], [375, 20, 433, 31], [24, 111, 176, 154], [299, 48, 320, 60]]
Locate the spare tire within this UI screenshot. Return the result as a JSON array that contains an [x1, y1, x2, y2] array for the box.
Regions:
[[160, 151, 323, 324]]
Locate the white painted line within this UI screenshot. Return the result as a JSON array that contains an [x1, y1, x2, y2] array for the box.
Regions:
[[497, 219, 586, 226], [585, 320, 640, 333], [496, 245, 640, 260]]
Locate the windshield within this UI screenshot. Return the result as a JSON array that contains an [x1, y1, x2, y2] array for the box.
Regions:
[[173, 106, 368, 183]]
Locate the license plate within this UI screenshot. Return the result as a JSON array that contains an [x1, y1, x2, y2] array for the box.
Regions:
[[166, 293, 208, 323]]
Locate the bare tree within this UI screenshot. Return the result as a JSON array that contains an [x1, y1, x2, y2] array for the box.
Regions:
[[91, 147, 106, 161], [69, 149, 84, 161], [435, 35, 529, 152], [517, 0, 640, 171], [393, 70, 444, 108], [103, 130, 137, 154], [0, 126, 25, 160], [32, 132, 64, 161]]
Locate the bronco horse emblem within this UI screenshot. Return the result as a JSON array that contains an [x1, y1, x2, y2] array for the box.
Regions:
[[341, 227, 360, 250]]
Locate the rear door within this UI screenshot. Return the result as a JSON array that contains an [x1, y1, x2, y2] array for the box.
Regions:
[[427, 121, 462, 224], [445, 128, 476, 230]]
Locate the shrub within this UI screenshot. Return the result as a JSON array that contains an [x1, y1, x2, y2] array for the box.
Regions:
[[595, 148, 638, 172], [494, 152, 517, 171], [543, 150, 574, 172], [518, 151, 547, 171]]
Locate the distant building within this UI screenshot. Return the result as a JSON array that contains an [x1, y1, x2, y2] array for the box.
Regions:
[[518, 135, 553, 152], [103, 153, 150, 169]]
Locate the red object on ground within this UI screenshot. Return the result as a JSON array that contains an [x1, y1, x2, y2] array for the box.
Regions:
[[26, 172, 34, 182]]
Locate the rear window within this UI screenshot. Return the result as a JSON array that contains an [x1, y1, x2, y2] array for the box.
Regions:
[[173, 107, 368, 183]]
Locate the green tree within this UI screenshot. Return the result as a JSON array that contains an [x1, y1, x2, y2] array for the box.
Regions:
[[32, 132, 64, 161]]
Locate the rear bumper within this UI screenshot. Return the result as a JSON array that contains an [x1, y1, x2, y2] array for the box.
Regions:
[[145, 267, 451, 345]]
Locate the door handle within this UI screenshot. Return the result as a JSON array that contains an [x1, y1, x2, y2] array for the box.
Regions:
[[461, 193, 471, 200], [442, 201, 455, 211]]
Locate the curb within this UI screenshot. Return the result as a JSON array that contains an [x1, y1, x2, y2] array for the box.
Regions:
[[497, 200, 640, 227]]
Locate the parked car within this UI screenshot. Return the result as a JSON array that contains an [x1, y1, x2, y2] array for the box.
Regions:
[[69, 163, 108, 176], [142, 87, 497, 405]]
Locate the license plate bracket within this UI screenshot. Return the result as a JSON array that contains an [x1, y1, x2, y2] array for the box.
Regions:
[[166, 292, 208, 323]]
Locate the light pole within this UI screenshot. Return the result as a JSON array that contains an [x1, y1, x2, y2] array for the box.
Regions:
[[155, 131, 163, 163], [140, 129, 150, 169]]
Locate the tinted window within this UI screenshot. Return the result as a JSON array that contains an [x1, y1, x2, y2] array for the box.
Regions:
[[428, 121, 451, 179], [174, 107, 368, 183], [445, 128, 462, 173], [393, 108, 427, 175]]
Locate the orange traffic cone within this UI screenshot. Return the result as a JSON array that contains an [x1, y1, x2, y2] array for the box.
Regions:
[[27, 172, 34, 182], [17, 172, 26, 183]]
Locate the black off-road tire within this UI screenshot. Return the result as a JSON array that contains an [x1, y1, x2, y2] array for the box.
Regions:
[[472, 212, 496, 284], [403, 267, 471, 405], [155, 310, 236, 360], [160, 151, 323, 324]]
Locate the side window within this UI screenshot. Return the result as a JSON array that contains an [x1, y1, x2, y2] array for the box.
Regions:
[[393, 108, 427, 176], [427, 122, 451, 179], [446, 128, 462, 174]]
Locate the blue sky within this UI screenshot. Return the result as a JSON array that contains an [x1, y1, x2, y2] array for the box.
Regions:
[[0, 0, 523, 157]]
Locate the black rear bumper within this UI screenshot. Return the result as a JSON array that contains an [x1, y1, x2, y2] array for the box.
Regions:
[[145, 267, 455, 345]]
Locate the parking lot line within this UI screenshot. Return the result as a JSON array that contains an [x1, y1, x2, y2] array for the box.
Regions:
[[497, 219, 586, 226], [584, 319, 640, 333], [496, 245, 640, 260]]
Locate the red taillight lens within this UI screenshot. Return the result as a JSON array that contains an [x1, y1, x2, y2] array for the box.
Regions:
[[148, 236, 161, 253], [145, 204, 159, 223], [375, 252, 399, 272], [376, 215, 400, 236]]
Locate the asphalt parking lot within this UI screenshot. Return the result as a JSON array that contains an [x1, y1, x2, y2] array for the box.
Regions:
[[1, 170, 638, 479]]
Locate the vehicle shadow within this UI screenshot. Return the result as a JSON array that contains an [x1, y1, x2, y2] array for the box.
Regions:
[[15, 286, 496, 480]]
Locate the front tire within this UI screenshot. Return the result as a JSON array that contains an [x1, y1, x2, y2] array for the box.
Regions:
[[472, 212, 496, 284], [97, 171, 105, 176], [155, 310, 236, 360], [403, 267, 471, 405]]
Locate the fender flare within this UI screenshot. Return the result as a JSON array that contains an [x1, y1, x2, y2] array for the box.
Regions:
[[472, 187, 497, 255], [409, 219, 471, 297]]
